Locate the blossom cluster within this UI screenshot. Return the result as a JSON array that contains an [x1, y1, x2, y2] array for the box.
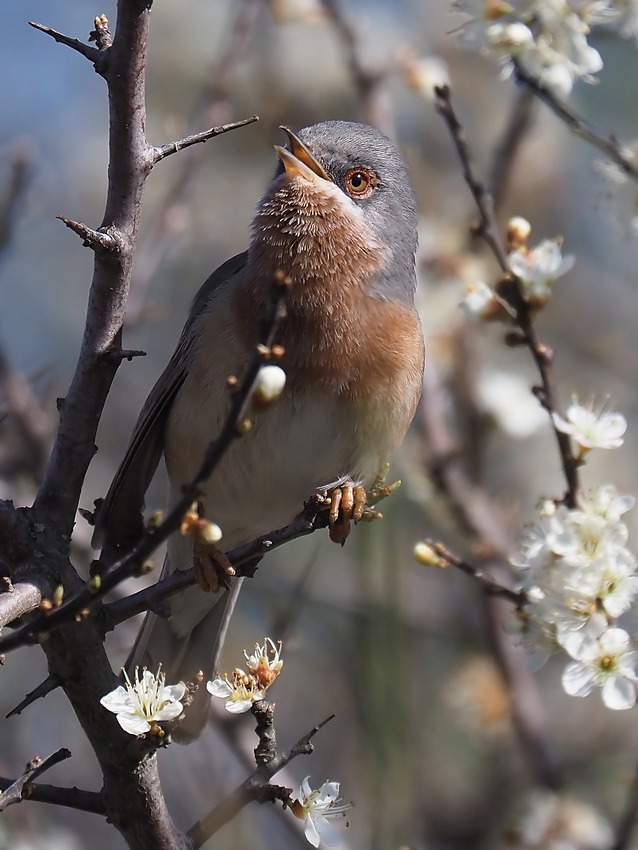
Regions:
[[452, 0, 637, 99], [207, 636, 283, 713], [511, 404, 638, 709], [460, 218, 574, 319]]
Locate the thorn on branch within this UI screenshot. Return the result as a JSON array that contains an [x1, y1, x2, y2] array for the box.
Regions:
[[56, 217, 119, 253], [102, 347, 147, 364], [151, 116, 260, 165], [28, 22, 106, 73], [6, 674, 60, 719]]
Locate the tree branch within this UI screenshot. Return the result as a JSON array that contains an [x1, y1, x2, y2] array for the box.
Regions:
[[28, 21, 104, 69], [0, 574, 57, 630], [0, 773, 105, 815], [151, 116, 259, 164], [0, 748, 72, 812]]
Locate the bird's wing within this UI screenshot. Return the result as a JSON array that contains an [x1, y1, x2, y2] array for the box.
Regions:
[[93, 251, 248, 549]]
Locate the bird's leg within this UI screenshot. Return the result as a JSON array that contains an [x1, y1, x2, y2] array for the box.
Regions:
[[192, 540, 235, 592], [327, 483, 367, 545]]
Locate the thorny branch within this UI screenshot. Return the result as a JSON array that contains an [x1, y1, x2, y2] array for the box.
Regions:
[[0, 748, 72, 812]]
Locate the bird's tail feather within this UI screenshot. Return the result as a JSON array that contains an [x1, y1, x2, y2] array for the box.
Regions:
[[126, 577, 244, 742]]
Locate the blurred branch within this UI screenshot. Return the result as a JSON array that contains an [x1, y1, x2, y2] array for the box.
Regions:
[[188, 711, 334, 847], [489, 87, 536, 212], [611, 756, 638, 850], [0, 573, 56, 630], [0, 147, 30, 253], [126, 0, 262, 327], [319, 0, 393, 135], [513, 60, 638, 183], [0, 748, 72, 812]]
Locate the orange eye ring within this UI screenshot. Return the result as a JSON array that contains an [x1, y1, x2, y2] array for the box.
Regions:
[[345, 168, 378, 197]]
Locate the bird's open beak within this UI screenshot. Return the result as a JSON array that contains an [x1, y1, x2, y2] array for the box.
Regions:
[[274, 127, 333, 183]]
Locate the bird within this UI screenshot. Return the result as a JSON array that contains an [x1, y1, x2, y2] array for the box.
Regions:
[[95, 120, 424, 740]]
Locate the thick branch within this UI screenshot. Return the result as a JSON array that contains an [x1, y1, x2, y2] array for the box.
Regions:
[[0, 775, 104, 815], [0, 574, 57, 630]]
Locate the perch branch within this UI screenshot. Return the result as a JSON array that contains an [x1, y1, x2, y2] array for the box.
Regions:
[[0, 748, 72, 812]]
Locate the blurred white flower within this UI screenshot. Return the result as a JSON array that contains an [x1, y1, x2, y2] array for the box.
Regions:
[[207, 669, 265, 714], [459, 280, 502, 321], [398, 51, 450, 101], [508, 237, 574, 305], [561, 618, 638, 709], [100, 667, 185, 735], [613, 0, 638, 41], [504, 790, 614, 849], [475, 370, 548, 438], [552, 401, 627, 451], [291, 777, 350, 847]]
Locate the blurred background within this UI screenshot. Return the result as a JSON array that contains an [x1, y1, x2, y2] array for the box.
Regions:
[[2, 1, 638, 848]]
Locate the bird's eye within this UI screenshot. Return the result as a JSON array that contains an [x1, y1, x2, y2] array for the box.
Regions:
[[345, 168, 378, 198]]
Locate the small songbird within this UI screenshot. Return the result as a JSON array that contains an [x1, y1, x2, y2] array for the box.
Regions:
[[96, 121, 424, 739]]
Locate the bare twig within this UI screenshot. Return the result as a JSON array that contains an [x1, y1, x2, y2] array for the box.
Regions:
[[0, 748, 72, 812], [151, 116, 259, 163], [28, 21, 104, 69], [0, 148, 31, 254], [56, 216, 119, 252], [489, 87, 536, 212], [422, 539, 525, 606], [514, 60, 638, 183], [188, 714, 335, 847]]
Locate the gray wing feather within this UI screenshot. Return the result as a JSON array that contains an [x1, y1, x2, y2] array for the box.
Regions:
[[94, 251, 248, 549]]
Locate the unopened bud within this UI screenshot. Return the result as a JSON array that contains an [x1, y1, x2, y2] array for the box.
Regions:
[[250, 365, 286, 411], [506, 216, 532, 250], [413, 541, 448, 568], [199, 520, 223, 545]]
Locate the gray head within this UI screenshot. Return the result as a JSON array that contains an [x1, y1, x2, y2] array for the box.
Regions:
[[251, 120, 418, 303]]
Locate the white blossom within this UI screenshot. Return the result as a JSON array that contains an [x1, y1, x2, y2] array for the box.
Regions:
[[475, 370, 549, 438], [207, 670, 265, 714], [291, 777, 351, 847], [561, 618, 638, 709], [244, 637, 284, 688], [459, 280, 502, 320], [100, 667, 185, 735], [508, 237, 574, 305], [552, 401, 627, 451]]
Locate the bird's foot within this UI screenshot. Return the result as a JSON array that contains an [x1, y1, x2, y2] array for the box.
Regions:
[[315, 465, 402, 545], [327, 483, 367, 545], [192, 540, 235, 592]]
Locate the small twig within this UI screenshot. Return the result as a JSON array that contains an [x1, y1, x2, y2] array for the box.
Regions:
[[0, 148, 31, 254], [423, 539, 525, 606], [28, 21, 104, 68], [57, 216, 119, 252], [188, 714, 335, 847], [6, 674, 60, 719], [514, 60, 638, 183], [0, 748, 72, 812], [151, 116, 259, 164]]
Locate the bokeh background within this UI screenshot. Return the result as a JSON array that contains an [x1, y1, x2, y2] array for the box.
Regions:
[[2, 1, 638, 848]]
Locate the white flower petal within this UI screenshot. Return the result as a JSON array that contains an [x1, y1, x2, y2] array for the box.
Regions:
[[225, 698, 254, 714], [164, 682, 186, 702], [304, 816, 321, 848], [100, 686, 134, 714], [117, 713, 152, 736], [315, 816, 343, 846], [562, 661, 595, 697], [602, 676, 636, 710], [155, 701, 184, 722], [207, 678, 233, 698]]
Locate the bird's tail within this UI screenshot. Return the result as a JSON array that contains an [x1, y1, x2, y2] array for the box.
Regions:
[[126, 576, 244, 742]]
